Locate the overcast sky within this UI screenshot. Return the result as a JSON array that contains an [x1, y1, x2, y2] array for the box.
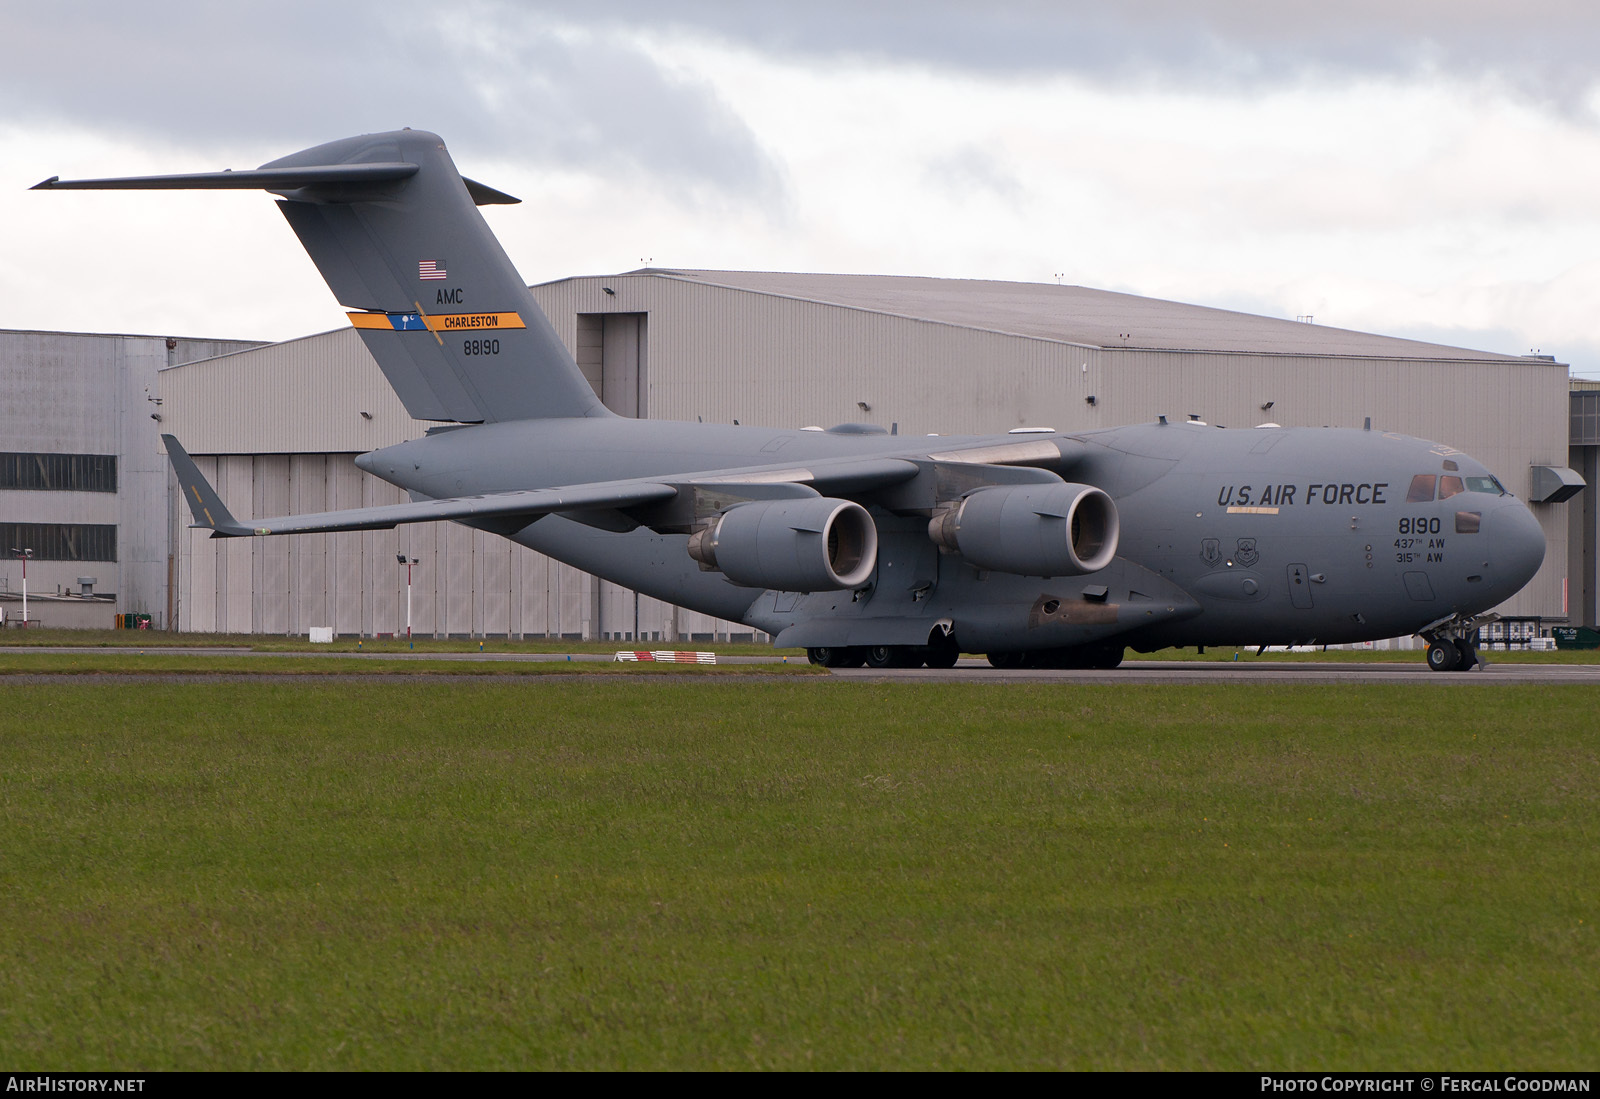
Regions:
[[5, 1, 1599, 377]]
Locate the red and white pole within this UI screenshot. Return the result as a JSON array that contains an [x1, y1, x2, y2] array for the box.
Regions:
[[10, 549, 29, 628], [398, 553, 418, 649]]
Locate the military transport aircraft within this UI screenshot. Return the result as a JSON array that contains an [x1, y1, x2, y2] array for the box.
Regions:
[[34, 129, 1548, 672]]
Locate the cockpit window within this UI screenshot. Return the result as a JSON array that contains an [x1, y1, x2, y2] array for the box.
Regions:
[[1439, 476, 1464, 499], [1465, 475, 1505, 495], [1407, 474, 1437, 503]]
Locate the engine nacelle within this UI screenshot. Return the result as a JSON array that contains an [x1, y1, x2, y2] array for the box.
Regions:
[[928, 482, 1118, 576], [687, 497, 879, 591]]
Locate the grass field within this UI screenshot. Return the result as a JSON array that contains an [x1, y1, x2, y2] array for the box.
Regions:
[[1, 680, 1596, 1069]]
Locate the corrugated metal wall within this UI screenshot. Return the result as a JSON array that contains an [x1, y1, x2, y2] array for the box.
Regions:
[[1, 330, 259, 626], [160, 328, 425, 455]]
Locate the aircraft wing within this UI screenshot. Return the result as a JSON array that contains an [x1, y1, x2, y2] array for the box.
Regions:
[[164, 435, 679, 537], [164, 435, 929, 538], [162, 421, 1096, 540]]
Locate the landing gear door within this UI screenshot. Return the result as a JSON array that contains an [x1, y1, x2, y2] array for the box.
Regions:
[[1287, 563, 1314, 609]]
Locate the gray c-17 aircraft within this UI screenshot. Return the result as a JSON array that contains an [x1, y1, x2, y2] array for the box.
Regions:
[[34, 129, 1547, 672]]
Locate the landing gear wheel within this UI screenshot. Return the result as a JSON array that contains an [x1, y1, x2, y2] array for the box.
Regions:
[[1453, 637, 1478, 670], [808, 646, 865, 668], [1089, 645, 1125, 670], [923, 637, 960, 669], [1426, 639, 1461, 672], [865, 645, 917, 669]]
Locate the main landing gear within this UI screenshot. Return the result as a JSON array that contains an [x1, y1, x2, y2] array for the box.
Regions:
[[806, 646, 866, 668], [985, 644, 1125, 670], [807, 633, 961, 669]]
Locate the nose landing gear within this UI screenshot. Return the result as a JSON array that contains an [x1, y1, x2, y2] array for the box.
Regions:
[[1421, 615, 1487, 673]]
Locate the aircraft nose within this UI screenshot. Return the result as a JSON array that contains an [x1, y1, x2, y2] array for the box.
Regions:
[[1485, 499, 1545, 595]]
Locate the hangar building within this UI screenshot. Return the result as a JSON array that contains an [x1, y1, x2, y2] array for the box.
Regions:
[[140, 270, 1578, 641], [0, 329, 261, 628]]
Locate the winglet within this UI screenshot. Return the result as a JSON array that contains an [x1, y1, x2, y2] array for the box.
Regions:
[[161, 435, 252, 537]]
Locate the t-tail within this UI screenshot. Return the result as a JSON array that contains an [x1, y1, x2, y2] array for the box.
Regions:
[[33, 129, 608, 424]]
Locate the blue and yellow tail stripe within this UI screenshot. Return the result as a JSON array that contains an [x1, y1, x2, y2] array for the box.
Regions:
[[348, 310, 526, 332]]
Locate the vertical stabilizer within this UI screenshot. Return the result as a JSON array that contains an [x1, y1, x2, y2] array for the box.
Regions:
[[34, 129, 610, 423], [265, 130, 608, 422]]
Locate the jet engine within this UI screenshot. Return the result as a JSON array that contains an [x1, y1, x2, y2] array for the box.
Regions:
[[928, 482, 1118, 576], [687, 497, 879, 591]]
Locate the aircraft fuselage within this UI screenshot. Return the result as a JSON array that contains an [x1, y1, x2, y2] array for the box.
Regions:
[[356, 416, 1546, 654]]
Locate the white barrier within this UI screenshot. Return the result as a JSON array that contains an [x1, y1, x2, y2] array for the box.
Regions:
[[613, 650, 717, 664]]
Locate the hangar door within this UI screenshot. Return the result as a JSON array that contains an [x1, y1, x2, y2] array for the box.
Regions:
[[576, 313, 647, 418]]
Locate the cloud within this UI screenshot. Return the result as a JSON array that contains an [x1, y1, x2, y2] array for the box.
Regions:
[[10, 2, 1600, 379], [5, 1, 783, 202], [922, 145, 1026, 204], [509, 1, 1600, 112]]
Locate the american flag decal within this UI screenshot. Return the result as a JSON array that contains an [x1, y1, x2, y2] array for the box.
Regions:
[[418, 260, 447, 280]]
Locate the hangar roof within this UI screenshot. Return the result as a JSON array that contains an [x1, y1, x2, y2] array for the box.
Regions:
[[615, 269, 1538, 363]]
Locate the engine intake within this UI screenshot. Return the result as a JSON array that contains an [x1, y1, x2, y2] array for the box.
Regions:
[[928, 482, 1118, 576], [687, 497, 879, 591]]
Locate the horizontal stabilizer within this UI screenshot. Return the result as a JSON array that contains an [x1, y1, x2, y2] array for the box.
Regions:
[[32, 163, 419, 191], [31, 164, 520, 206]]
